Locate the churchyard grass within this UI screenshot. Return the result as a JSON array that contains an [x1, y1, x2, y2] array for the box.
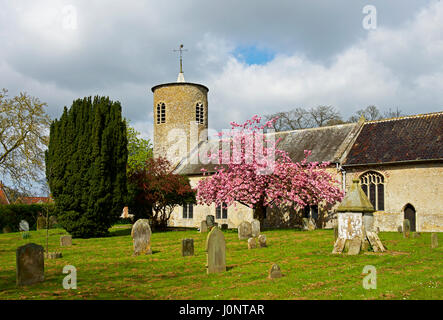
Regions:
[[0, 226, 441, 300]]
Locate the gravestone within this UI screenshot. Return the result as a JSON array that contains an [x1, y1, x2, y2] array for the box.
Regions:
[[45, 252, 62, 259], [19, 220, 29, 232], [362, 213, 374, 232], [221, 223, 228, 230], [206, 227, 226, 274], [431, 233, 438, 249], [413, 232, 421, 238], [268, 264, 282, 279], [237, 221, 252, 240], [206, 215, 215, 228], [397, 226, 402, 233], [302, 218, 309, 230], [307, 218, 316, 231], [131, 219, 152, 255], [247, 237, 257, 249], [36, 216, 46, 230], [403, 219, 410, 238], [16, 243, 44, 286], [182, 238, 194, 256], [60, 235, 72, 247], [200, 220, 208, 233], [251, 219, 260, 238], [333, 225, 338, 242], [258, 234, 267, 247], [347, 238, 362, 255]]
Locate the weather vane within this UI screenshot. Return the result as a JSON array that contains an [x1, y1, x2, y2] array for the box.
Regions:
[[173, 44, 188, 74]]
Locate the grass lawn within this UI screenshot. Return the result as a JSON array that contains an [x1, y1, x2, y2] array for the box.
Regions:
[[0, 226, 441, 300]]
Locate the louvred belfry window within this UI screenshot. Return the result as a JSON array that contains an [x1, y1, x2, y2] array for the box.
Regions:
[[157, 103, 166, 124], [195, 103, 204, 124], [360, 171, 385, 211]]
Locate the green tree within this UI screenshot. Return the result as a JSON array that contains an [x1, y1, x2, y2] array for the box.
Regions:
[[45, 96, 127, 238], [0, 89, 51, 192], [125, 123, 153, 221]]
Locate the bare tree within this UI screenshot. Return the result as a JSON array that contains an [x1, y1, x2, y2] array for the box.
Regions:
[[348, 105, 383, 122], [384, 107, 406, 118], [0, 89, 51, 192], [308, 105, 342, 127]]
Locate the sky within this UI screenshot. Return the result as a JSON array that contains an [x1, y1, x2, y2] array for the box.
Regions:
[[1, 0, 443, 143]]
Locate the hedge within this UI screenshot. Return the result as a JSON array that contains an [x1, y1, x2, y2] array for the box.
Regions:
[[0, 204, 57, 232]]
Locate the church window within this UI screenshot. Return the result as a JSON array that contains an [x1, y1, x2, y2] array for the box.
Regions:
[[195, 103, 204, 124], [157, 103, 166, 124], [216, 203, 228, 219], [183, 204, 193, 219], [360, 171, 385, 211]]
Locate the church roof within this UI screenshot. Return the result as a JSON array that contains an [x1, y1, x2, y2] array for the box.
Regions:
[[0, 182, 10, 205], [343, 111, 443, 166], [174, 123, 359, 175]]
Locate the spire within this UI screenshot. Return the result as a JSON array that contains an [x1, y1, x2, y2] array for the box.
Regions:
[[174, 44, 187, 82]]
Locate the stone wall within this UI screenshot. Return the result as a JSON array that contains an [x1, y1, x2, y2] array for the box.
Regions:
[[343, 162, 443, 232]]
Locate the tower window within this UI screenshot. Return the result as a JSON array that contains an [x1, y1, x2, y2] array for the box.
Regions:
[[360, 171, 385, 211], [216, 203, 228, 219], [183, 204, 193, 219], [195, 103, 204, 124], [157, 103, 166, 124]]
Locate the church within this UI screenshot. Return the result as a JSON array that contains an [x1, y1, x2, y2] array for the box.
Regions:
[[150, 69, 443, 233]]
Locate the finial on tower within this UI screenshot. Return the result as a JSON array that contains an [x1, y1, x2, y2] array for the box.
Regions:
[[173, 44, 187, 82]]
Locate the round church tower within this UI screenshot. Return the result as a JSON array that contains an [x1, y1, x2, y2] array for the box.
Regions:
[[151, 71, 209, 166]]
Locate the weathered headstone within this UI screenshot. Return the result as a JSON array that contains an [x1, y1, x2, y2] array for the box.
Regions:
[[206, 215, 215, 228], [182, 238, 194, 256], [200, 220, 208, 233], [367, 231, 385, 252], [258, 234, 267, 247], [36, 216, 46, 230], [221, 223, 228, 230], [19, 220, 29, 232], [268, 264, 282, 279], [307, 218, 316, 231], [347, 238, 362, 255], [16, 243, 44, 286], [332, 238, 346, 254], [247, 237, 257, 249], [49, 216, 58, 228], [412, 232, 421, 238], [333, 225, 338, 242], [60, 235, 72, 247], [206, 227, 226, 274], [131, 219, 152, 255], [431, 233, 438, 249], [403, 219, 410, 238], [2, 226, 12, 233], [302, 218, 309, 230], [251, 219, 260, 238], [237, 221, 252, 240], [45, 252, 62, 259]]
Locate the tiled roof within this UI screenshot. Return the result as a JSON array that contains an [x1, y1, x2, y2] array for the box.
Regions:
[[175, 123, 359, 175], [16, 197, 53, 205], [0, 183, 10, 205], [344, 112, 443, 165]]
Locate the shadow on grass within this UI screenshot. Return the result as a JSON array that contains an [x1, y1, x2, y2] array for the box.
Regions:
[[109, 228, 132, 237]]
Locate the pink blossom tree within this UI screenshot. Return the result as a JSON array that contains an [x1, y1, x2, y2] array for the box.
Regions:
[[196, 115, 344, 226]]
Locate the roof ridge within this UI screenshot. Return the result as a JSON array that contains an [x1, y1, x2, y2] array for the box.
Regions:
[[365, 110, 443, 124]]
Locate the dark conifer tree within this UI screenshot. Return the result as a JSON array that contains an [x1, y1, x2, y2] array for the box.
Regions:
[[45, 96, 127, 238]]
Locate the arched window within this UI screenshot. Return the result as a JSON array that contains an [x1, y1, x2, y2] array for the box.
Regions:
[[156, 102, 166, 124], [195, 103, 204, 124], [360, 171, 385, 211]]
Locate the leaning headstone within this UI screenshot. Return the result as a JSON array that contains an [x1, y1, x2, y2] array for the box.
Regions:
[[332, 238, 346, 254], [200, 220, 208, 233], [258, 234, 267, 247], [182, 238, 194, 256], [347, 238, 362, 255], [238, 221, 252, 240], [16, 243, 44, 286], [251, 219, 260, 238], [206, 215, 215, 228], [36, 216, 46, 230], [131, 219, 152, 255], [247, 237, 257, 249], [268, 264, 282, 279], [403, 219, 410, 238], [221, 223, 228, 230], [206, 227, 226, 274], [431, 233, 438, 249], [60, 235, 72, 247]]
